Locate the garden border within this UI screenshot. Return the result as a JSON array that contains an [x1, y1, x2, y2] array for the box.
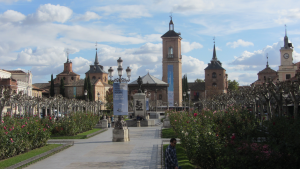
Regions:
[[5, 141, 74, 169], [86, 128, 108, 138]]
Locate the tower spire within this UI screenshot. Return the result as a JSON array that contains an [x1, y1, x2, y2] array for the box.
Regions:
[[284, 25, 289, 48], [94, 41, 99, 65], [212, 37, 217, 61], [169, 13, 174, 31], [285, 24, 287, 37]]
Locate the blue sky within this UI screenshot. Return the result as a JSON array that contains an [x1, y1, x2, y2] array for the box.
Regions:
[[1, 0, 300, 85]]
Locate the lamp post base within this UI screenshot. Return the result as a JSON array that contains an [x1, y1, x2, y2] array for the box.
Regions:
[[112, 115, 130, 142]]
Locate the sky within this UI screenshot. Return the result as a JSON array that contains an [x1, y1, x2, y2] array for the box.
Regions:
[[1, 0, 300, 86]]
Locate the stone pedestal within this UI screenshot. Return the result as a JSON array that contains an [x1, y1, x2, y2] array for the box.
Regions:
[[133, 93, 146, 118], [163, 119, 170, 127], [137, 120, 141, 127], [112, 128, 130, 142], [113, 115, 130, 142], [145, 115, 150, 120], [101, 119, 108, 128]]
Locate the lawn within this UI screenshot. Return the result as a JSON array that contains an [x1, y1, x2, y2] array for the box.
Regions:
[[163, 144, 195, 169], [161, 128, 178, 138], [0, 144, 62, 169], [50, 128, 102, 139]]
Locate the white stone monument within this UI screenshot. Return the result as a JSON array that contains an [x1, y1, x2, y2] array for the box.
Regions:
[[112, 115, 130, 142], [101, 119, 108, 128], [163, 114, 171, 127]]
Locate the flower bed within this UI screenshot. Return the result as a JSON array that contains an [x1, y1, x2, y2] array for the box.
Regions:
[[167, 105, 300, 169], [0, 112, 99, 160], [0, 115, 51, 160]]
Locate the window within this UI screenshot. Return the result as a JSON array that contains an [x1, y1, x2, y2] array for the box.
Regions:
[[168, 47, 173, 58], [92, 76, 96, 80], [212, 83, 217, 87], [207, 74, 209, 76], [286, 74, 291, 79], [71, 77, 74, 80], [212, 72, 217, 78], [105, 77, 107, 82], [63, 77, 66, 80]]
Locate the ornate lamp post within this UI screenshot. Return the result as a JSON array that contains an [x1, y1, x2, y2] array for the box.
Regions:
[[108, 57, 131, 120]]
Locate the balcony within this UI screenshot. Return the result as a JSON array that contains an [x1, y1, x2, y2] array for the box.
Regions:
[[167, 54, 173, 58]]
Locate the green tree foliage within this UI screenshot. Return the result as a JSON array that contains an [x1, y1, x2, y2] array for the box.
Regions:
[[105, 87, 113, 110], [60, 78, 65, 97], [195, 78, 205, 83], [108, 80, 114, 85], [182, 74, 189, 99], [228, 80, 239, 91], [87, 74, 93, 101], [50, 74, 55, 97]]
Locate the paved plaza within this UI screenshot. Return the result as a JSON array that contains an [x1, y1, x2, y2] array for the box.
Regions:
[[25, 126, 163, 169]]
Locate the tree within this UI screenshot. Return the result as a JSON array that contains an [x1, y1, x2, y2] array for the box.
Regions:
[[182, 74, 189, 99], [60, 78, 65, 97], [87, 74, 93, 101], [108, 80, 113, 85], [105, 87, 113, 110], [228, 80, 239, 91], [195, 78, 205, 83], [50, 74, 55, 97]]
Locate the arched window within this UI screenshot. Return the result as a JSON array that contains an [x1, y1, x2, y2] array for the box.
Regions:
[[63, 77, 65, 80], [92, 76, 96, 80], [212, 72, 217, 78], [71, 77, 74, 80], [168, 47, 173, 58], [212, 83, 217, 87], [105, 77, 107, 82]]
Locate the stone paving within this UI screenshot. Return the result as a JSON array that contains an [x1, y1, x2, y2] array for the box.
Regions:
[[25, 125, 163, 169]]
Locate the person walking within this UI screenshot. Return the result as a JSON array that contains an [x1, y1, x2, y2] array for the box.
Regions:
[[165, 138, 181, 169], [107, 116, 111, 128]]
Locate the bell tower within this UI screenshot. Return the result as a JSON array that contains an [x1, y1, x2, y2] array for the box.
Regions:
[[278, 25, 296, 81], [161, 16, 182, 107]]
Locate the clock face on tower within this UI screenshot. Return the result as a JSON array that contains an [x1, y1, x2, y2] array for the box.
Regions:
[[283, 53, 289, 59]]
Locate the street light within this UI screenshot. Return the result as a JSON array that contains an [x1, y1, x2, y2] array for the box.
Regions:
[[84, 90, 87, 113], [183, 92, 186, 111], [97, 92, 101, 123], [187, 89, 191, 111], [108, 57, 131, 129]]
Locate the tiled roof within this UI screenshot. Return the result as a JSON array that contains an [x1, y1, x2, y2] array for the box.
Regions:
[[104, 83, 112, 87], [204, 61, 224, 70], [188, 82, 205, 91], [65, 79, 107, 86], [32, 85, 43, 91], [57, 71, 79, 76], [161, 30, 181, 38], [5, 70, 26, 74], [129, 73, 168, 86], [85, 65, 108, 74], [33, 83, 50, 89], [258, 66, 277, 74]]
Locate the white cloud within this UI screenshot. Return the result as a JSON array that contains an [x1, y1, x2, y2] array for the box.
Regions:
[[182, 55, 206, 78], [172, 0, 215, 14], [0, 10, 26, 23], [226, 39, 254, 48], [71, 11, 101, 22], [26, 4, 73, 23], [93, 5, 151, 18], [181, 41, 203, 53], [0, 0, 31, 2], [275, 8, 300, 24]]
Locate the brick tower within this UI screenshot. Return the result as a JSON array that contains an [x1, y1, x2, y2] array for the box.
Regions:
[[161, 17, 182, 106], [204, 41, 228, 99]]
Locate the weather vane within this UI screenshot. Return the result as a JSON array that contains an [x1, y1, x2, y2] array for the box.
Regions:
[[95, 41, 97, 50], [213, 36, 215, 44], [170, 12, 172, 20]]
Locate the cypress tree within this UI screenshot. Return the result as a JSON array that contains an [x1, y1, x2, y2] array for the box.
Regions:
[[60, 78, 65, 97], [87, 74, 93, 101], [50, 74, 54, 97]]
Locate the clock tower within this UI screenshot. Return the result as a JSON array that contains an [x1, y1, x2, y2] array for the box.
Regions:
[[278, 27, 297, 81]]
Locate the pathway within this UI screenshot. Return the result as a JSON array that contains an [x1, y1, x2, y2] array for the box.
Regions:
[[25, 125, 163, 169]]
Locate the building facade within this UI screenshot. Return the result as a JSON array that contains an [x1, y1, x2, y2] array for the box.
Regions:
[[161, 17, 182, 106]]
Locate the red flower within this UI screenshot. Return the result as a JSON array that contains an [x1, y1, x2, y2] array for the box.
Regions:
[[228, 126, 230, 128], [5, 132, 8, 135], [25, 122, 27, 125], [225, 111, 228, 113], [9, 128, 12, 131], [61, 127, 63, 131], [231, 135, 236, 140], [10, 138, 13, 143], [187, 121, 189, 123], [273, 122, 275, 125], [193, 113, 197, 117], [49, 116, 52, 120], [27, 132, 29, 134], [43, 128, 46, 131], [263, 117, 265, 120], [4, 126, 6, 130]]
